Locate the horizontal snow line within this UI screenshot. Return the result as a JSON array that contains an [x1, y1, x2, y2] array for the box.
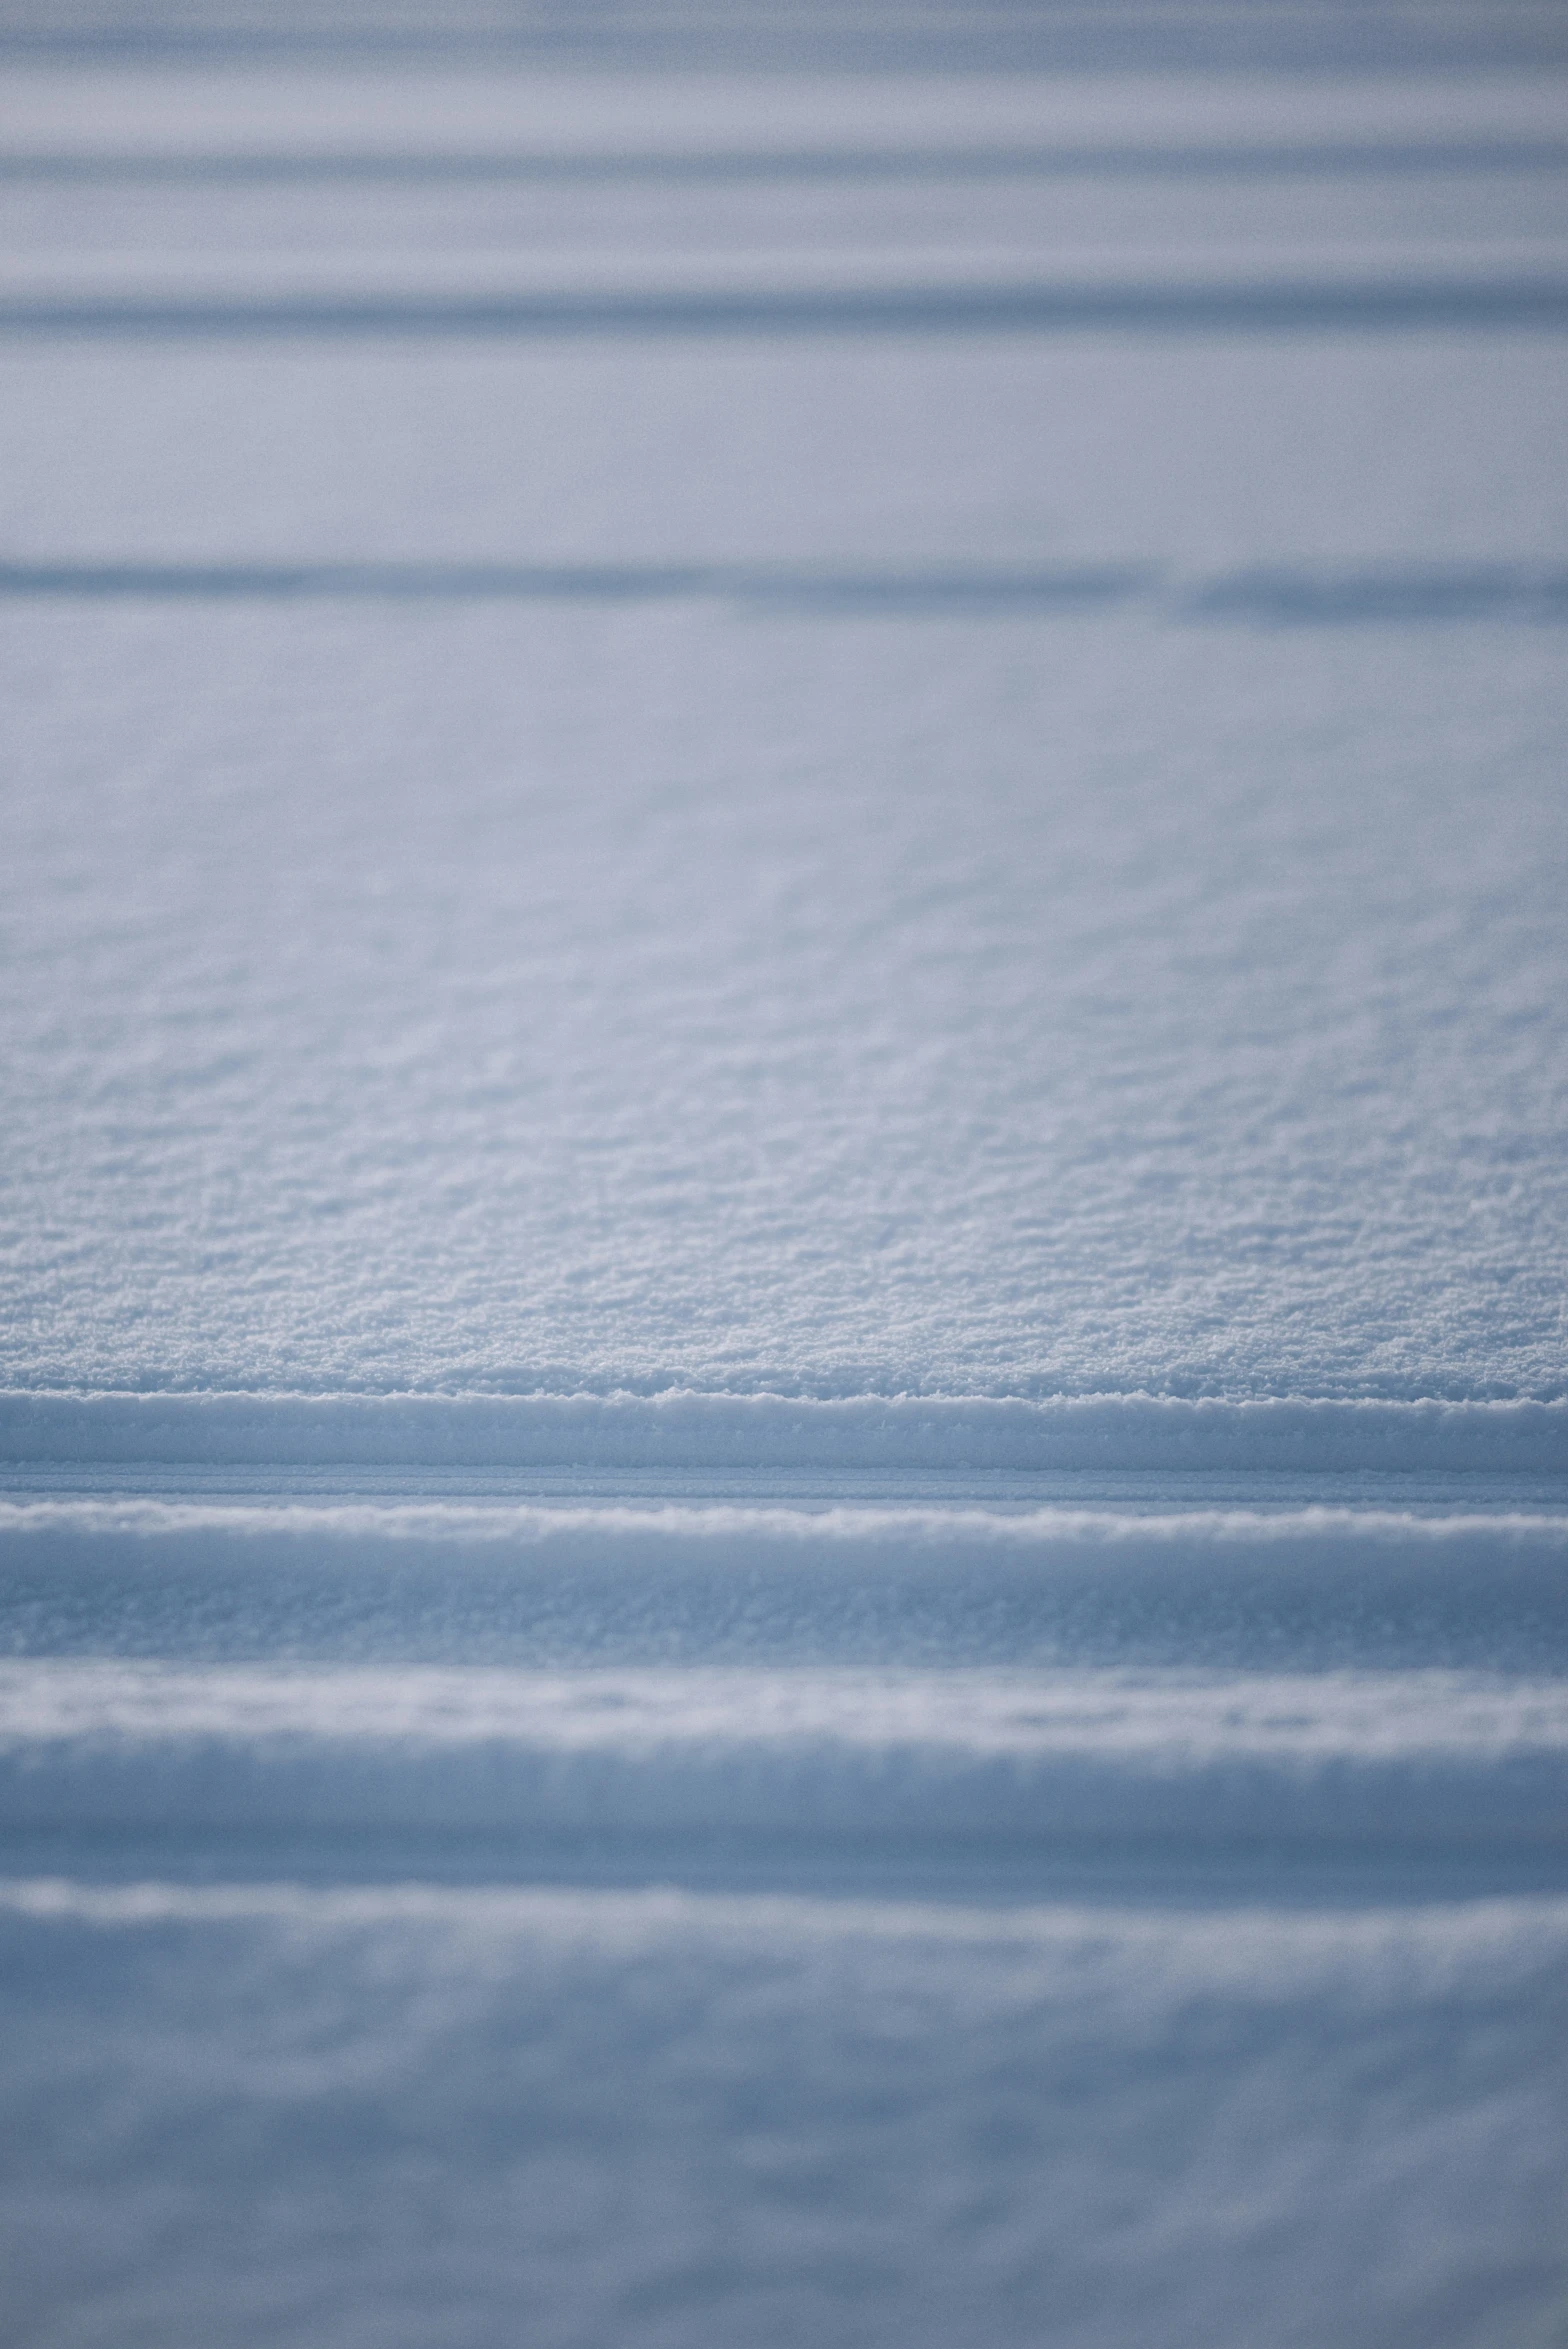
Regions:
[[1184, 565, 1568, 622], [0, 560, 1152, 610], [8, 65, 1565, 156], [7, 62, 1561, 128], [8, 1660, 1564, 1759], [2, 1663, 1565, 1849], [10, 1503, 1563, 1673], [3, 247, 1566, 333], [4, 1499, 1567, 1544], [4, 561, 1567, 624], [5, 8, 1566, 75], [7, 140, 1567, 182], [3, 1391, 1564, 1472], [5, 1876, 1566, 1980], [5, 279, 1564, 334]]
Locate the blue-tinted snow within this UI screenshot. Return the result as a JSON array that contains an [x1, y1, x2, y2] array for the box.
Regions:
[[2, 23, 1567, 2348], [4, 1882, 1567, 2349], [5, 599, 1565, 1398], [3, 1501, 1566, 1674]]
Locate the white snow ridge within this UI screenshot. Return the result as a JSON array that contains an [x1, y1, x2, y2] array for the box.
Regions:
[[2, 6, 1567, 2346]]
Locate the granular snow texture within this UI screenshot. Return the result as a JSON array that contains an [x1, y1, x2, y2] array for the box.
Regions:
[[5, 597, 1565, 1399]]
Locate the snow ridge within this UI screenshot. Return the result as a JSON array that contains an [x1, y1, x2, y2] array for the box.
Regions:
[[2, 1659, 1564, 1853]]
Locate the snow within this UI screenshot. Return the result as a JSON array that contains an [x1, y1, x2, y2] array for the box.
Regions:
[[3, 22, 1567, 2347], [7, 66, 1567, 163], [4, 603, 1566, 1400], [4, 1499, 1567, 1676], [3, 1391, 1567, 1469], [3, 100, 1565, 1399], [3, 1881, 1567, 2349], [5, 1658, 1568, 1855]]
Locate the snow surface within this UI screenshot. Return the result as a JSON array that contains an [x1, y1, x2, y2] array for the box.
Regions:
[[3, 48, 1568, 1409], [3, 25, 1567, 2349], [3, 1391, 1567, 1469], [5, 1656, 1568, 1853], [3, 1881, 1567, 2349], [5, 600, 1566, 1399], [4, 1499, 1567, 1673]]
